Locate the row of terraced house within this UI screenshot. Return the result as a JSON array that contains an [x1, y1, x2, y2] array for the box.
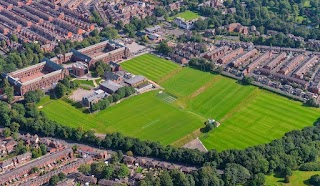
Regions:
[[0, 0, 95, 51]]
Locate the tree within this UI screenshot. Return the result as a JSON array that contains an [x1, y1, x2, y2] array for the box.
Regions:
[[9, 122, 20, 133], [1, 40, 6, 48], [309, 174, 320, 185], [126, 150, 133, 156], [24, 90, 44, 103], [204, 122, 214, 132], [154, 7, 167, 17], [116, 87, 126, 99], [93, 61, 111, 77], [194, 19, 209, 30], [90, 29, 99, 37], [2, 127, 11, 138], [282, 167, 292, 177], [116, 164, 130, 178], [247, 173, 266, 186], [159, 171, 173, 186], [284, 175, 290, 183], [72, 145, 78, 153], [31, 147, 42, 158], [74, 127, 84, 142], [10, 34, 18, 42], [29, 167, 39, 174], [91, 162, 107, 179], [54, 83, 68, 98], [100, 28, 119, 39], [15, 141, 27, 154], [115, 21, 124, 30], [103, 165, 115, 180], [91, 10, 103, 25], [40, 144, 47, 155], [112, 94, 121, 102], [241, 76, 253, 85], [223, 163, 251, 186], [4, 83, 14, 103], [49, 175, 60, 186], [58, 172, 66, 180], [124, 86, 135, 97], [193, 166, 222, 186], [170, 169, 189, 186], [78, 164, 91, 175], [156, 42, 172, 55]]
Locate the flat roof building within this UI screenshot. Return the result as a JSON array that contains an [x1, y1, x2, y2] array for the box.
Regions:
[[124, 75, 147, 87], [100, 80, 124, 94]]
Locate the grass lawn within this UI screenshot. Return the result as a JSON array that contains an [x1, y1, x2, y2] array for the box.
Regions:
[[170, 10, 200, 21], [121, 54, 179, 82], [265, 171, 320, 186], [73, 79, 95, 87], [39, 91, 203, 145]]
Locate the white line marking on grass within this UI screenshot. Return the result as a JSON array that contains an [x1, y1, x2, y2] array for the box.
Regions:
[[142, 119, 160, 129], [164, 96, 176, 103]]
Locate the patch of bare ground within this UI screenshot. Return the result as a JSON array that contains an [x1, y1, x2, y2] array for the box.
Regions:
[[183, 137, 208, 152]]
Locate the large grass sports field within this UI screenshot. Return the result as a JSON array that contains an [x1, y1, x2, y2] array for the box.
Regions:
[[169, 10, 200, 21], [121, 54, 180, 82], [39, 91, 203, 145], [40, 54, 320, 151], [121, 54, 320, 151]]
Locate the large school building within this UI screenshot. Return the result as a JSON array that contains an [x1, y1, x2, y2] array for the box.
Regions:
[[3, 40, 131, 96]]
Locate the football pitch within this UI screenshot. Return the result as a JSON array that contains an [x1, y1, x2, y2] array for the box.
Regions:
[[40, 54, 320, 151], [39, 91, 203, 145]]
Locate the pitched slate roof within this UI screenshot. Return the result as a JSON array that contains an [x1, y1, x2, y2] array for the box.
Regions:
[[104, 71, 120, 81]]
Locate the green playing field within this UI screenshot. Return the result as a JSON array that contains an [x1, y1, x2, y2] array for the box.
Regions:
[[39, 54, 320, 151]]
